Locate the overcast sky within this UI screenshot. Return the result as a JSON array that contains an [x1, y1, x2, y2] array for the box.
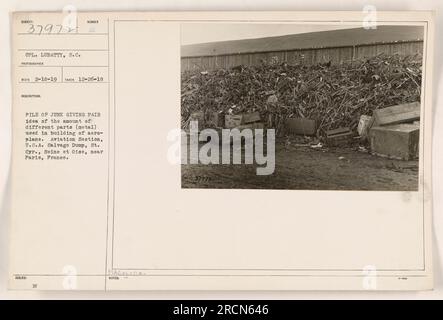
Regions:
[[181, 24, 359, 45]]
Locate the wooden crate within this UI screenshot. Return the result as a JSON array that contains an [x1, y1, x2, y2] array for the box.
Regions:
[[225, 115, 243, 129], [325, 127, 354, 146], [369, 124, 420, 160], [242, 112, 261, 124], [285, 117, 317, 135]]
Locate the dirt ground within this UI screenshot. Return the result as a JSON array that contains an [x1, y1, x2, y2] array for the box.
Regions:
[[181, 137, 419, 191]]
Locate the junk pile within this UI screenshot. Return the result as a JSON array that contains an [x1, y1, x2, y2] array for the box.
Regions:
[[181, 53, 422, 160]]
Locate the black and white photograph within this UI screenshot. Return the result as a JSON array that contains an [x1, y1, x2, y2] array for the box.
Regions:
[[180, 24, 424, 190]]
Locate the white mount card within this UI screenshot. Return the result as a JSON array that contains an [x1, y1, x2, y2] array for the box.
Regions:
[[9, 11, 434, 290]]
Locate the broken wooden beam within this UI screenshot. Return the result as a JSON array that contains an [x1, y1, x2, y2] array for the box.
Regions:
[[372, 101, 420, 126], [357, 115, 372, 138], [210, 111, 225, 128]]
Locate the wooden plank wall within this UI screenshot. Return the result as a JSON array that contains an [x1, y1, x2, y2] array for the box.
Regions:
[[181, 40, 423, 72]]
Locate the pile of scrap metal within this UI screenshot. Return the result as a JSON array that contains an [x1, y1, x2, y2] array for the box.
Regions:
[[181, 53, 422, 137]]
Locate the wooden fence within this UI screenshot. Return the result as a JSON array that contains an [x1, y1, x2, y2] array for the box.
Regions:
[[181, 40, 423, 72]]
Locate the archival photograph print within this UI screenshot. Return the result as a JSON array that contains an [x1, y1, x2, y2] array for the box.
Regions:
[[180, 23, 424, 190]]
